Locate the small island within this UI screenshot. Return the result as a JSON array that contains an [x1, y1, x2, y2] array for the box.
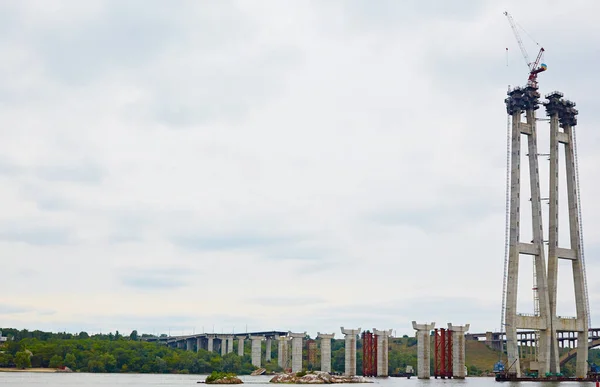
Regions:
[[204, 371, 243, 384], [270, 371, 372, 384]]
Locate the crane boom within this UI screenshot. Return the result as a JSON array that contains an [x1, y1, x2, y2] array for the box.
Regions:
[[504, 11, 531, 70], [504, 11, 547, 87]]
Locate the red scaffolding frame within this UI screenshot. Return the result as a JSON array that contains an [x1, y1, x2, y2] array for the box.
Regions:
[[362, 331, 378, 377], [434, 328, 453, 378]]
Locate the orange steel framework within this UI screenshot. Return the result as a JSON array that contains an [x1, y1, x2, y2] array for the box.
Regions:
[[361, 331, 377, 377], [434, 328, 453, 379]]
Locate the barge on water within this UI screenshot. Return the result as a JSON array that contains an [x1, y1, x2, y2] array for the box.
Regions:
[[494, 360, 600, 382]]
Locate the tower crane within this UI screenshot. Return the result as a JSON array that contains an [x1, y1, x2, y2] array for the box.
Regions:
[[504, 11, 547, 88]]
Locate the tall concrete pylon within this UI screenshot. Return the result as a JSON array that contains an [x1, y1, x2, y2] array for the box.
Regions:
[[317, 332, 334, 373], [227, 336, 234, 354], [447, 323, 469, 379], [289, 332, 306, 373], [278, 336, 290, 370], [373, 329, 392, 377], [504, 85, 553, 377], [412, 321, 434, 379], [341, 327, 361, 376], [265, 337, 272, 362], [238, 336, 245, 356], [249, 336, 264, 367], [544, 92, 589, 378]]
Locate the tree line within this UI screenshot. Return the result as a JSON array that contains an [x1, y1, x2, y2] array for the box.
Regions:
[[0, 328, 418, 374]]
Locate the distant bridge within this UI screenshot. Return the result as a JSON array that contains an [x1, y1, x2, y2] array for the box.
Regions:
[[467, 328, 600, 366], [142, 330, 288, 345]]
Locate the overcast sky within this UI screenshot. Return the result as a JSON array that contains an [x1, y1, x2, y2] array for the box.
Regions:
[[1, 0, 600, 339]]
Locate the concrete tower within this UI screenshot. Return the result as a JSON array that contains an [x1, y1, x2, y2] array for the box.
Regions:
[[373, 329, 392, 377], [504, 85, 553, 377], [448, 323, 469, 379], [544, 92, 589, 378], [289, 332, 305, 373], [278, 336, 290, 370], [341, 327, 361, 376], [412, 321, 435, 379], [503, 86, 591, 378], [317, 333, 334, 373]]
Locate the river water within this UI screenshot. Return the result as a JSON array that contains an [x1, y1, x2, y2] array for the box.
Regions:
[[0, 373, 598, 387]]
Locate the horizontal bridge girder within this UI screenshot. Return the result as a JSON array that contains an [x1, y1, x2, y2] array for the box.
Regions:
[[555, 317, 585, 332], [516, 314, 547, 330], [556, 247, 576, 260], [518, 242, 540, 256], [557, 132, 569, 144], [519, 123, 532, 135]]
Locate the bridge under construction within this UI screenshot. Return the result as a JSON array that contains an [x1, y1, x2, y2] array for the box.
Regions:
[[500, 11, 591, 379]]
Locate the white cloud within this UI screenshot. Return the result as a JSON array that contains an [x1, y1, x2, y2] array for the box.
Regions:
[[1, 0, 600, 338]]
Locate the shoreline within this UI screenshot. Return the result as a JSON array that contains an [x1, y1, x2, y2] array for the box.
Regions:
[[0, 368, 58, 373]]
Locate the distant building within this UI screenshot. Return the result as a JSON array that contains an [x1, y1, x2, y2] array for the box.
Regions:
[[0, 331, 7, 342]]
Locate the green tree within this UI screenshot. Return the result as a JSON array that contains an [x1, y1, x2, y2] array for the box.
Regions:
[[15, 351, 31, 369], [129, 330, 139, 341], [49, 354, 63, 368], [0, 353, 14, 367], [79, 331, 89, 339], [64, 353, 77, 369], [222, 353, 241, 373]]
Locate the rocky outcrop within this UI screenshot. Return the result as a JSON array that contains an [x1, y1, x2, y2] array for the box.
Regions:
[[270, 371, 372, 384], [205, 376, 243, 384]]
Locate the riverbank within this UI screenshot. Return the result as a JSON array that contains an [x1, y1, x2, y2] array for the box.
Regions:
[[0, 368, 58, 373]]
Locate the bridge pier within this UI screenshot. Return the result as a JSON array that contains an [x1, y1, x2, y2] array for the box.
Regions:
[[220, 337, 227, 356], [341, 327, 361, 376], [448, 324, 469, 379], [413, 321, 435, 379], [249, 335, 264, 367], [227, 336, 234, 354], [238, 336, 245, 356], [289, 332, 305, 373], [278, 336, 290, 370], [374, 329, 392, 377], [317, 333, 334, 373], [186, 338, 194, 351], [208, 336, 214, 352], [265, 337, 272, 362]]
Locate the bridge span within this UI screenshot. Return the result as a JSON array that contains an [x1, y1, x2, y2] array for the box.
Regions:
[[467, 328, 600, 366]]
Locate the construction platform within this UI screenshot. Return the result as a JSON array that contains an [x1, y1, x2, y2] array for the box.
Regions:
[[495, 374, 600, 382]]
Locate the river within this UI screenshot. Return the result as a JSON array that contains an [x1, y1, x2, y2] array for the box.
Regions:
[[1, 373, 598, 387]]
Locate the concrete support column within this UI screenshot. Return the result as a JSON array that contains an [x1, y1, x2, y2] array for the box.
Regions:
[[208, 336, 214, 352], [178, 340, 185, 349], [196, 337, 202, 352], [227, 336, 234, 354], [278, 336, 290, 370], [186, 339, 193, 351], [249, 336, 264, 368], [265, 337, 272, 362], [317, 333, 334, 373], [448, 324, 470, 379], [289, 332, 306, 373], [374, 329, 392, 377], [341, 327, 361, 376], [238, 336, 245, 356], [220, 337, 227, 357], [412, 321, 435, 379]]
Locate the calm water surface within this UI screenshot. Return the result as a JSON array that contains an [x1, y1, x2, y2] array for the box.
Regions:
[[0, 373, 597, 387]]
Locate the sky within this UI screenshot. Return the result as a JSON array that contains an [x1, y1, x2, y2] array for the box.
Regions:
[[1, 0, 600, 340]]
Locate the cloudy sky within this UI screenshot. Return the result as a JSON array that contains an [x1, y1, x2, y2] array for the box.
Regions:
[[1, 0, 600, 339]]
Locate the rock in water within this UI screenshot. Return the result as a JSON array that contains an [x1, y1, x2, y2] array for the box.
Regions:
[[270, 371, 372, 384]]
